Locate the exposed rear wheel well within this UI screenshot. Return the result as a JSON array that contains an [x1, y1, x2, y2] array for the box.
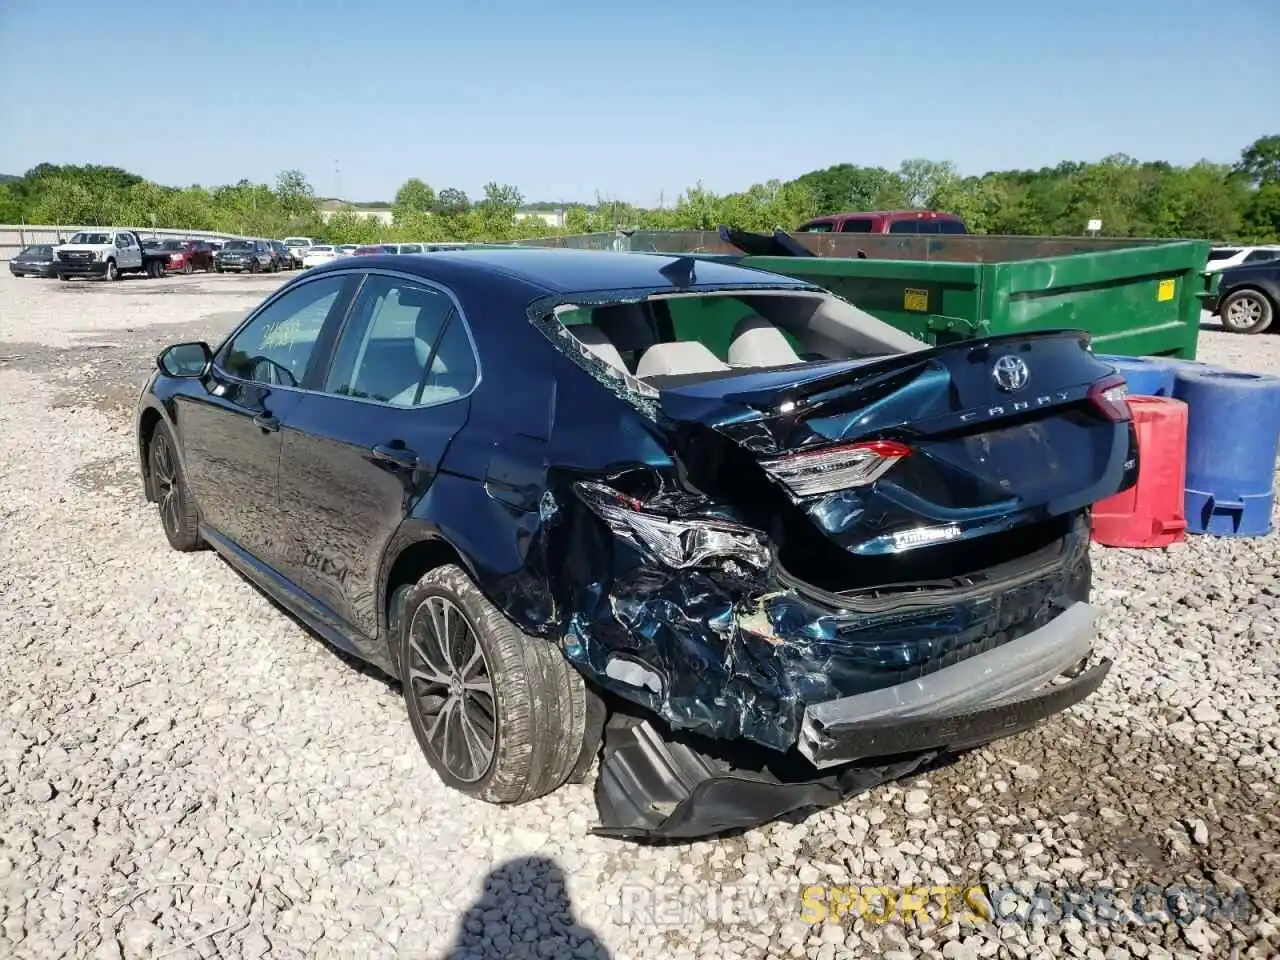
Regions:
[[383, 538, 468, 658], [138, 408, 163, 501]]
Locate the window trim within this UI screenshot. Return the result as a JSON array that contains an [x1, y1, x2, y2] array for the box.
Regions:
[[209, 266, 483, 410], [319, 272, 480, 410], [211, 271, 360, 390]]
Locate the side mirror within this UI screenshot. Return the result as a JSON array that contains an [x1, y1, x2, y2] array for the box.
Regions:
[[158, 342, 213, 378]]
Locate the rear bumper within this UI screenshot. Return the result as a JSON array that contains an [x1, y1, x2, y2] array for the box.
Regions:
[[592, 603, 1106, 840], [797, 602, 1106, 767]]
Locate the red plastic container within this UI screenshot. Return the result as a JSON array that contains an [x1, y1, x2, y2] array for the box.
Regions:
[[1091, 396, 1188, 548]]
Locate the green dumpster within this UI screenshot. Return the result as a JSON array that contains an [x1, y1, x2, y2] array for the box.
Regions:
[[514, 230, 1218, 360]]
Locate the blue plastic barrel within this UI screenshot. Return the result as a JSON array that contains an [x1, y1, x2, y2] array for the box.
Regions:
[[1160, 357, 1223, 376], [1097, 355, 1176, 397], [1173, 368, 1280, 537]]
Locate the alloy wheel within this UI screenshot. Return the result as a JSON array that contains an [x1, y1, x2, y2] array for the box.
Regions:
[[1224, 294, 1265, 331], [151, 434, 182, 538], [405, 596, 496, 783]]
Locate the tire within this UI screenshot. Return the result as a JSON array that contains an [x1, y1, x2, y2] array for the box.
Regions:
[[250, 260, 261, 274], [397, 564, 587, 804], [182, 261, 193, 275], [147, 420, 202, 551], [215, 265, 223, 273], [1219, 289, 1274, 334], [104, 259, 118, 282], [59, 274, 70, 282]]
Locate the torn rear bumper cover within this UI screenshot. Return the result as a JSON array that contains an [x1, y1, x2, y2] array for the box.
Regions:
[[798, 601, 1107, 767], [594, 602, 1109, 839]]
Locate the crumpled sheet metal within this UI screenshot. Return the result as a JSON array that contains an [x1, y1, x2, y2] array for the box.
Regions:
[[549, 513, 1090, 753]]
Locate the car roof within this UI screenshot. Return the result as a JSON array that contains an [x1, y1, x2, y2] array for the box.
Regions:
[[808, 210, 961, 222], [309, 247, 814, 295]]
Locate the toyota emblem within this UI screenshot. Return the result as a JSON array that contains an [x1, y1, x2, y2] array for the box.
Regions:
[[991, 355, 1030, 392]]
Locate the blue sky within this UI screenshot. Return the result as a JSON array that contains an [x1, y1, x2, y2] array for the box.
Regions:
[[1, 0, 1276, 205]]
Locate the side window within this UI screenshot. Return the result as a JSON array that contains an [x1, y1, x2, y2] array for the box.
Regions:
[[325, 275, 474, 407], [1244, 250, 1277, 263], [838, 219, 873, 233], [221, 275, 347, 387], [887, 220, 919, 234]]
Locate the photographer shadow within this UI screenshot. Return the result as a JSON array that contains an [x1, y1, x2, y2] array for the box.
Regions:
[[440, 855, 611, 960]]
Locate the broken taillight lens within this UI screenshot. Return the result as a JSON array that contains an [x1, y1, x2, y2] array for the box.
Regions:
[[761, 439, 911, 497], [574, 481, 771, 571], [1087, 374, 1133, 422]]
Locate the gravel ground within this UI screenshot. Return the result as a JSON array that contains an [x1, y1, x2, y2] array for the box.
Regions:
[[0, 270, 1277, 960]]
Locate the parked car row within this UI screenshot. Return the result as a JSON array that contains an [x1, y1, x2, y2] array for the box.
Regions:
[[9, 231, 473, 282]]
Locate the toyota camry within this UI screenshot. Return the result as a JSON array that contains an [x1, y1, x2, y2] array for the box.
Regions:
[[135, 248, 1137, 838]]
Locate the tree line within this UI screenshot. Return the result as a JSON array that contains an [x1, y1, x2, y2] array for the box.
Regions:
[[1, 135, 1277, 245]]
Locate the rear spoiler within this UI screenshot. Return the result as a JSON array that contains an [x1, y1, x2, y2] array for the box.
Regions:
[[716, 226, 872, 260]]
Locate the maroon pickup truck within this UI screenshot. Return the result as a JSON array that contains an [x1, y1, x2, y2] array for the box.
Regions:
[[796, 210, 968, 235]]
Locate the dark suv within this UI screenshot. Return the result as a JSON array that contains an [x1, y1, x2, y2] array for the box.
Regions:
[[135, 249, 1134, 839], [214, 239, 273, 273]]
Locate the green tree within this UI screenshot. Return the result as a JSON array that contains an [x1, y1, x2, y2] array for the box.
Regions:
[[899, 158, 957, 209], [791, 164, 901, 214], [434, 187, 470, 216], [1236, 135, 1280, 187], [392, 178, 436, 223]]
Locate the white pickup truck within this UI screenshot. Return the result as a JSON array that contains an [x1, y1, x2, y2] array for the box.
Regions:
[[54, 229, 169, 281]]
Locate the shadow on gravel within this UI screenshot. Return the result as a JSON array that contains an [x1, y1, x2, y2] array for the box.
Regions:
[[440, 856, 611, 960]]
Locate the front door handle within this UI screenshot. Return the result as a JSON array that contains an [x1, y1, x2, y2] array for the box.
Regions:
[[253, 413, 280, 432], [371, 444, 419, 470]]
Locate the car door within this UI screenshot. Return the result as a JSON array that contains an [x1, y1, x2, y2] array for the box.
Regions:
[[118, 232, 143, 269], [275, 271, 477, 638], [178, 272, 356, 568]]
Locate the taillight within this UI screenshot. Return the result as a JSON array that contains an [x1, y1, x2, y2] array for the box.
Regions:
[[761, 439, 911, 497], [1088, 374, 1132, 422], [574, 481, 771, 571]]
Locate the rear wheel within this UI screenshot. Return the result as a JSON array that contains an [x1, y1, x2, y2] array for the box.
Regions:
[[147, 420, 202, 551], [397, 564, 588, 803], [1219, 289, 1274, 334]]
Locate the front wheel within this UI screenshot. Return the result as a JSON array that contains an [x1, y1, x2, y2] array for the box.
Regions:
[[104, 259, 118, 282], [147, 420, 202, 551], [1219, 289, 1274, 334], [250, 260, 260, 274], [182, 261, 193, 275], [397, 564, 588, 803]]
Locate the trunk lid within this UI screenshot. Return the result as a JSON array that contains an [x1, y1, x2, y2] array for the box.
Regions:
[[654, 330, 1136, 565]]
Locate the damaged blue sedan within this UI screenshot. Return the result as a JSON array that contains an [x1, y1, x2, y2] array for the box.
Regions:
[[135, 248, 1137, 839]]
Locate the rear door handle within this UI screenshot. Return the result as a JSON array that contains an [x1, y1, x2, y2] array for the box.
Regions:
[[371, 444, 418, 470], [253, 413, 280, 432]]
